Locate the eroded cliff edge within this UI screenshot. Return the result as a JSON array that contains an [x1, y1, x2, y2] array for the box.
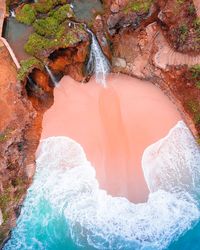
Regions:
[[0, 38, 41, 242], [0, 0, 200, 245]]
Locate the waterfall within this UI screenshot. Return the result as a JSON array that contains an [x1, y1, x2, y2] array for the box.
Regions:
[[27, 76, 37, 89], [9, 10, 16, 18], [26, 76, 40, 93], [45, 65, 58, 86], [86, 29, 110, 87]]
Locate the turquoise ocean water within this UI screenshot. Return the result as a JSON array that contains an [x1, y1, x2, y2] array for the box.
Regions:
[[4, 121, 200, 250]]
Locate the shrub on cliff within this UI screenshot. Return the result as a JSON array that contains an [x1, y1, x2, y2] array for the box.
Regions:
[[16, 4, 36, 25], [18, 57, 44, 81], [124, 0, 154, 14]]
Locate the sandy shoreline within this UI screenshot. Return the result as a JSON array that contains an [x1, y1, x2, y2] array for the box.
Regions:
[[41, 74, 181, 203]]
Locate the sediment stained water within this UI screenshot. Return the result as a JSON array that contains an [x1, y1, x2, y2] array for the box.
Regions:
[[4, 74, 200, 250], [3, 17, 33, 60]]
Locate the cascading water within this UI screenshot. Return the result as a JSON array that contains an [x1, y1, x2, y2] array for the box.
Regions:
[[3, 120, 200, 250], [86, 29, 110, 87], [9, 10, 16, 18], [26, 76, 39, 93], [45, 65, 58, 86]]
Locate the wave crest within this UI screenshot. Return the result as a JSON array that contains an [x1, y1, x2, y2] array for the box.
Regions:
[[4, 121, 200, 250]]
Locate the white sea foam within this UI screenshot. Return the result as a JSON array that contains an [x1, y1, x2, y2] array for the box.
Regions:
[[142, 121, 200, 200], [4, 121, 200, 250]]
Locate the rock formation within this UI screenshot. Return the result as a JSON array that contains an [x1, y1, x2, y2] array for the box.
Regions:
[[0, 38, 40, 243]]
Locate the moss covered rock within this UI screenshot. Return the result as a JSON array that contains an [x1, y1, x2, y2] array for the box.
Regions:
[[24, 33, 60, 57], [33, 17, 60, 37], [34, 0, 55, 13], [18, 57, 44, 81], [49, 4, 74, 23], [25, 23, 87, 58], [15, 1, 88, 78], [16, 4, 37, 25]]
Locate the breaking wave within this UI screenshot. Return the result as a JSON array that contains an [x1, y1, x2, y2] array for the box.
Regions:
[[4, 121, 200, 250]]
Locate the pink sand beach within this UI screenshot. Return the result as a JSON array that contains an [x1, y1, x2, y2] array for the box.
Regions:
[[41, 74, 181, 203]]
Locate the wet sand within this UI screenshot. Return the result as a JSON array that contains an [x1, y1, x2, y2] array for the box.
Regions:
[[41, 74, 181, 203]]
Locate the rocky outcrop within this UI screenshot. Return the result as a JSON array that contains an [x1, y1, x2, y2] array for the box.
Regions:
[[105, 0, 158, 35], [157, 0, 200, 53], [48, 40, 90, 82], [0, 40, 39, 243]]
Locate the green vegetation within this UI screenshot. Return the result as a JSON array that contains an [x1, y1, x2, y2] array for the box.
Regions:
[[33, 4, 73, 37], [0, 190, 11, 223], [12, 177, 24, 188], [0, 192, 11, 213], [176, 0, 185, 4], [188, 4, 196, 15], [34, 0, 55, 13], [34, 0, 68, 13], [179, 24, 188, 34], [179, 24, 189, 42], [124, 0, 153, 14], [189, 64, 200, 89], [21, 1, 78, 58], [16, 4, 36, 25], [25, 33, 58, 55], [49, 4, 73, 23], [33, 17, 60, 37], [187, 100, 200, 125], [195, 114, 200, 125], [194, 17, 200, 27], [0, 133, 7, 142], [24, 30, 79, 57], [0, 180, 25, 237], [0, 128, 13, 142], [6, 0, 11, 12], [18, 57, 44, 80], [15, 1, 85, 77], [0, 229, 5, 244], [190, 64, 200, 79], [194, 17, 200, 36]]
